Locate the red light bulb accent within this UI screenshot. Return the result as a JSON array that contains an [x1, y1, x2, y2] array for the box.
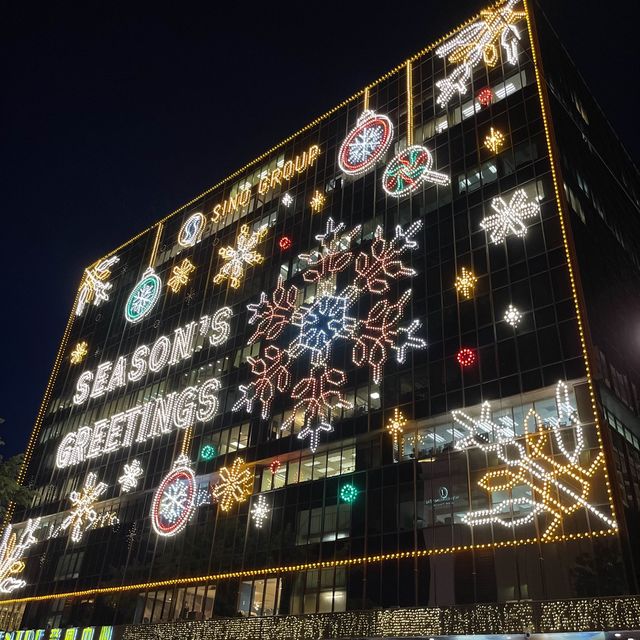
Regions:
[[279, 236, 292, 250], [477, 87, 493, 107], [457, 348, 477, 368], [269, 459, 281, 475]]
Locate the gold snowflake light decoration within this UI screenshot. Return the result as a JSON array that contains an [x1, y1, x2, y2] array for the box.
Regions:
[[70, 341, 89, 365], [213, 224, 268, 289], [484, 127, 505, 153], [310, 190, 326, 213], [386, 408, 407, 453], [454, 267, 477, 299], [211, 457, 253, 512], [168, 258, 196, 293]]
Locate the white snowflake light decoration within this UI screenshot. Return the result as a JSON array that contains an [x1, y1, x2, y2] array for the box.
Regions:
[[213, 224, 268, 288], [281, 192, 293, 207], [76, 256, 120, 317], [452, 381, 617, 539], [251, 495, 270, 528], [152, 455, 197, 537], [118, 459, 144, 493], [61, 473, 108, 543], [503, 304, 522, 327], [236, 217, 426, 453], [0, 519, 40, 594], [434, 0, 526, 107], [480, 189, 540, 244]]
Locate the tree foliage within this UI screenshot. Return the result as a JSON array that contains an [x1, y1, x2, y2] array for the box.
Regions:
[[0, 435, 33, 518]]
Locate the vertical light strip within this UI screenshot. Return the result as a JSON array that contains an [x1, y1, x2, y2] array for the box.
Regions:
[[523, 0, 617, 524], [149, 223, 163, 267], [181, 427, 193, 457], [363, 86, 370, 111], [406, 60, 414, 146]]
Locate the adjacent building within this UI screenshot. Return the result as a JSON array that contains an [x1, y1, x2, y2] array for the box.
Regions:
[[2, 1, 639, 638]]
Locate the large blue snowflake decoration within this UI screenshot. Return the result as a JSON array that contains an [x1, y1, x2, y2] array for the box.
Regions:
[[236, 217, 427, 452]]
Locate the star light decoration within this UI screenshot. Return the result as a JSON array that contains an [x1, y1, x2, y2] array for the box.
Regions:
[[70, 341, 89, 365], [76, 256, 120, 317], [235, 217, 427, 454], [310, 190, 326, 213], [484, 127, 506, 153], [455, 267, 478, 299], [434, 0, 526, 107], [452, 381, 617, 539], [211, 457, 254, 512], [282, 193, 293, 207], [213, 224, 268, 289], [480, 189, 540, 244], [167, 258, 196, 293], [251, 495, 270, 528], [386, 408, 407, 454], [504, 304, 522, 327], [0, 519, 40, 594], [61, 473, 110, 543], [118, 459, 144, 493]]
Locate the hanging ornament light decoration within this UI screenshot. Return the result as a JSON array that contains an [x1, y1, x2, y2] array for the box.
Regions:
[[338, 108, 394, 177], [151, 454, 197, 537], [382, 62, 449, 198], [125, 224, 164, 324]]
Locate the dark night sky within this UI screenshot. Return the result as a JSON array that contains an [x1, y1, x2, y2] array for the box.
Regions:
[[1, 1, 638, 457]]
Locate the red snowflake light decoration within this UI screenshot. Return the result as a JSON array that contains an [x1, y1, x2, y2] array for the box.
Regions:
[[476, 87, 494, 107], [457, 347, 477, 368], [279, 236, 292, 251], [269, 459, 282, 475], [247, 276, 298, 344]]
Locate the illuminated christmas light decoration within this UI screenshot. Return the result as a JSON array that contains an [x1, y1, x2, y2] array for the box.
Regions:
[[76, 256, 120, 317], [269, 459, 281, 475], [279, 236, 292, 250], [386, 408, 407, 454], [281, 192, 293, 207], [247, 276, 298, 344], [476, 86, 494, 107], [0, 519, 40, 593], [167, 258, 196, 293], [118, 459, 144, 493], [233, 346, 290, 419], [504, 304, 523, 327], [338, 110, 394, 176], [480, 189, 540, 244], [72, 310, 230, 407], [484, 127, 506, 153], [340, 483, 358, 504], [434, 0, 525, 107], [452, 381, 617, 538], [213, 223, 268, 289], [152, 454, 197, 537], [200, 444, 217, 461], [382, 145, 450, 197], [290, 295, 355, 366], [251, 494, 270, 528], [236, 219, 425, 453], [125, 267, 162, 324], [455, 267, 478, 299], [177, 212, 206, 247], [310, 190, 326, 213], [352, 290, 413, 384], [284, 367, 352, 452], [61, 473, 109, 543], [211, 457, 253, 512], [457, 347, 476, 368], [58, 376, 221, 468], [70, 341, 89, 365]]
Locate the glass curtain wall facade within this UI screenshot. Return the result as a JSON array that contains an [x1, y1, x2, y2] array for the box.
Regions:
[[1, 0, 639, 635]]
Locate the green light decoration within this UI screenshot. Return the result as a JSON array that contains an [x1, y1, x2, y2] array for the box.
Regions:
[[200, 444, 217, 461], [340, 483, 358, 504], [124, 267, 162, 324]]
